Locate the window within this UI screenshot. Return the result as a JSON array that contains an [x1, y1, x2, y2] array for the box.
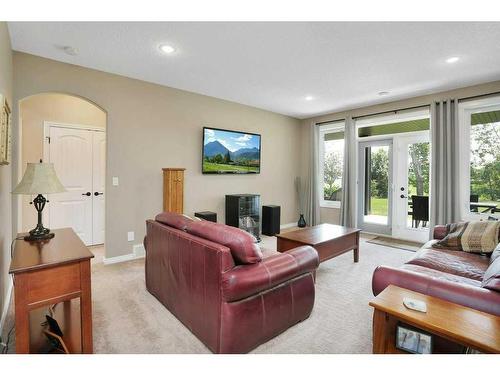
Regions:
[[459, 98, 500, 219], [318, 122, 345, 208], [469, 109, 500, 215]]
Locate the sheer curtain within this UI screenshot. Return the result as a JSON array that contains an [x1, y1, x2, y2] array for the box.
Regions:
[[340, 116, 356, 227], [304, 121, 320, 226], [429, 99, 461, 232]]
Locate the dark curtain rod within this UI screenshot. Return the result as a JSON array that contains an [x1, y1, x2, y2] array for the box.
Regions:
[[457, 90, 500, 103], [351, 104, 429, 121], [315, 90, 500, 125]]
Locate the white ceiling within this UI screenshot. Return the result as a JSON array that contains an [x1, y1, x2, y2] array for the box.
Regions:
[[8, 22, 500, 119]]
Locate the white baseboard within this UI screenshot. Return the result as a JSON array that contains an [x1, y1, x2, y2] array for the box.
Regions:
[[103, 244, 145, 265], [0, 278, 13, 338], [280, 222, 296, 229]]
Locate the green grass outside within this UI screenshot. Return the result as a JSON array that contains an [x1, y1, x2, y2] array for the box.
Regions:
[[369, 197, 388, 216], [203, 161, 259, 173]]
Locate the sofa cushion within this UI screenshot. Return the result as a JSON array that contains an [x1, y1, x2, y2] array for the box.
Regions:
[[482, 256, 500, 292], [407, 247, 490, 281], [186, 220, 262, 264], [155, 212, 193, 231], [401, 264, 482, 288], [433, 221, 500, 254]]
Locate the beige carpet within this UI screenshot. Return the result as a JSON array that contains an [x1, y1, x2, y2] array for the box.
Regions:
[[89, 234, 411, 354], [3, 234, 411, 353]]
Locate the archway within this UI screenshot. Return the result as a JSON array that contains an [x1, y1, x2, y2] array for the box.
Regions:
[[17, 92, 107, 256]]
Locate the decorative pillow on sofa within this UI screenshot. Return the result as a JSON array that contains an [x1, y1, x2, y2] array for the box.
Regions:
[[186, 220, 262, 264], [490, 243, 500, 264], [482, 256, 500, 292], [155, 212, 193, 231], [433, 221, 500, 254]]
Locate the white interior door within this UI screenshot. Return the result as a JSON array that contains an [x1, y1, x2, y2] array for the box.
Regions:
[[92, 131, 106, 244], [392, 132, 430, 242], [48, 126, 93, 244], [47, 124, 105, 246]]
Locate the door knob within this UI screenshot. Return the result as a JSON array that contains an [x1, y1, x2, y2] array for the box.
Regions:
[[94, 192, 104, 196], [82, 192, 91, 196], [400, 194, 407, 199]]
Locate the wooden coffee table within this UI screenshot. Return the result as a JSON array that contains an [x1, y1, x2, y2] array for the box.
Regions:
[[276, 224, 360, 263], [369, 285, 500, 354]]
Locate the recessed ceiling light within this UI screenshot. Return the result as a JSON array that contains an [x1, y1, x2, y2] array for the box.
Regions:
[[305, 95, 314, 101], [446, 56, 459, 64], [159, 44, 176, 54], [378, 91, 390, 96]]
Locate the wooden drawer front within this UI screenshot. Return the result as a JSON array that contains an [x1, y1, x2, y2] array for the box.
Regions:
[[26, 263, 81, 304]]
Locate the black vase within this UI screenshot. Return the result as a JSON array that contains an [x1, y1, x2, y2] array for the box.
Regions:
[[297, 214, 306, 228]]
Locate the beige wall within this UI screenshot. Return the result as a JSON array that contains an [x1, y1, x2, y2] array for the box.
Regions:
[[301, 80, 500, 225], [0, 22, 13, 330], [13, 52, 302, 259], [19, 93, 106, 231]]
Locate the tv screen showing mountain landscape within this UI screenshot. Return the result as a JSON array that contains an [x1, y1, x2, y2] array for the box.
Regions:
[[203, 127, 261, 174]]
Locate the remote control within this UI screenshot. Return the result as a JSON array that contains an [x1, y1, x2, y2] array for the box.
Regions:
[[403, 297, 427, 313]]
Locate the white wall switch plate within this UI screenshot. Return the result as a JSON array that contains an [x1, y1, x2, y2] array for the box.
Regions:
[[112, 177, 119, 186], [127, 231, 135, 242]]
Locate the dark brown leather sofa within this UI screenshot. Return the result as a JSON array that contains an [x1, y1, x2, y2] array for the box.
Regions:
[[144, 212, 319, 353], [372, 225, 500, 317]]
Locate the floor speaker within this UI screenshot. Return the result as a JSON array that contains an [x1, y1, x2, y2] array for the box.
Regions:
[[262, 205, 280, 236]]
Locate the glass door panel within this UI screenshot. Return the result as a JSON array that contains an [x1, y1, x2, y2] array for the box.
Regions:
[[358, 140, 393, 235], [406, 141, 430, 229], [392, 133, 430, 242]]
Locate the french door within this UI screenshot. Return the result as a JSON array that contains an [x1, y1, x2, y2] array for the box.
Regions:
[[357, 139, 393, 235], [392, 133, 430, 242], [45, 124, 105, 246]]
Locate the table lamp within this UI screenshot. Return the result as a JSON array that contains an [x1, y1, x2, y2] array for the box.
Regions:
[[12, 160, 66, 241]]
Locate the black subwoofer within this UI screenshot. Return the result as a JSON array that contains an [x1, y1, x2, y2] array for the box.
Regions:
[[262, 205, 280, 236]]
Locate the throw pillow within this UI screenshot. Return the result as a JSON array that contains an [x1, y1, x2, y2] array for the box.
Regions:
[[490, 243, 500, 264], [433, 221, 500, 254], [482, 256, 500, 292]]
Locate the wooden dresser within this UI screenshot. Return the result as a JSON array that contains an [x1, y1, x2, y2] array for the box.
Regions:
[[163, 168, 185, 213], [9, 228, 94, 354]]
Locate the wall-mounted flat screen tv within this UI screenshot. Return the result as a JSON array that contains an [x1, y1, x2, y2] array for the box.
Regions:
[[202, 127, 261, 174]]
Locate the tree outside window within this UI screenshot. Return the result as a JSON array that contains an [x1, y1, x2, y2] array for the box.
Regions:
[[323, 138, 344, 202], [470, 120, 500, 209]]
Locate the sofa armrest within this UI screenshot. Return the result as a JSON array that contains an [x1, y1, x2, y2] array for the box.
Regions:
[[433, 225, 448, 240], [221, 246, 319, 302], [372, 265, 500, 316]]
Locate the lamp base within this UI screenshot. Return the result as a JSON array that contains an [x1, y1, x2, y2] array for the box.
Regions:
[[24, 225, 55, 242], [24, 232, 55, 242]]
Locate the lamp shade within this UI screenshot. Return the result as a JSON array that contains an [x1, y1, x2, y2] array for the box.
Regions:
[[12, 162, 66, 195]]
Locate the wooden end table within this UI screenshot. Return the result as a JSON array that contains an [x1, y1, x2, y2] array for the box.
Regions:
[[276, 224, 360, 263], [369, 285, 500, 354], [9, 228, 94, 354]]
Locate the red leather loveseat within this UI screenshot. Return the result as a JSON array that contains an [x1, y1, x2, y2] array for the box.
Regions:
[[144, 212, 319, 353], [372, 225, 500, 317]]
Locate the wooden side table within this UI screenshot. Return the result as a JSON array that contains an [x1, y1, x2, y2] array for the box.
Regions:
[[9, 228, 94, 354], [369, 285, 500, 354]]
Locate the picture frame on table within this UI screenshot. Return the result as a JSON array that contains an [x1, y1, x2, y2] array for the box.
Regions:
[[0, 95, 11, 165], [395, 324, 433, 354]]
